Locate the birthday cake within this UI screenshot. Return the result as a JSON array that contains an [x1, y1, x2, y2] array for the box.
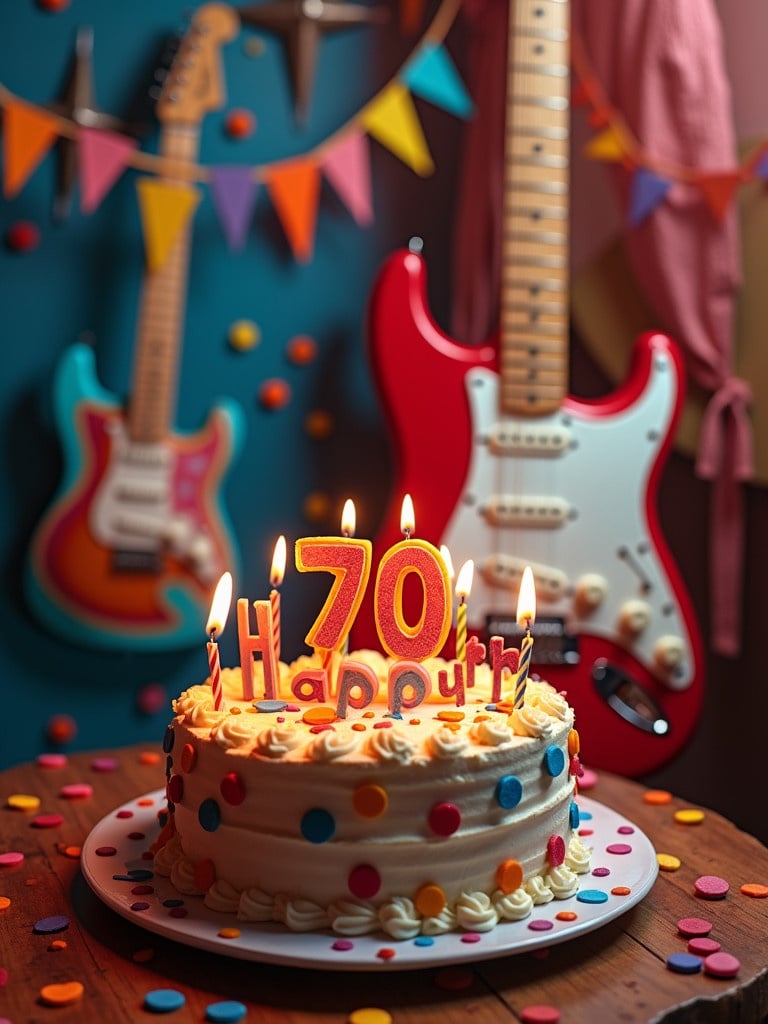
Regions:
[[153, 651, 592, 939]]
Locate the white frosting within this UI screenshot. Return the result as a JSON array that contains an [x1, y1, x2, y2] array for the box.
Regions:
[[421, 906, 458, 935], [212, 715, 254, 750], [365, 727, 415, 764], [455, 892, 499, 932], [328, 899, 379, 936], [204, 878, 241, 913], [566, 836, 592, 874], [508, 705, 554, 739], [428, 726, 469, 759], [309, 730, 360, 762], [470, 718, 513, 747], [378, 896, 421, 940], [170, 856, 204, 896], [254, 725, 305, 759], [237, 888, 274, 922], [493, 886, 535, 921], [525, 875, 555, 904], [274, 895, 327, 932], [544, 865, 580, 899]]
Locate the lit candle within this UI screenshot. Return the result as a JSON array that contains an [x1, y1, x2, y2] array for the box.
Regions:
[[440, 545, 456, 627], [514, 566, 536, 708], [205, 571, 233, 711], [269, 535, 287, 665], [401, 493, 415, 539], [340, 500, 356, 659], [454, 559, 474, 662]]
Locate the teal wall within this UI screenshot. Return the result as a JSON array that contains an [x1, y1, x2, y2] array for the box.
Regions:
[[0, 0, 463, 768]]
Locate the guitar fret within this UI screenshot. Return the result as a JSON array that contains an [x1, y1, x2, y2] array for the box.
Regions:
[[506, 205, 567, 220], [504, 254, 567, 270], [505, 179, 567, 195], [511, 124, 568, 141], [509, 61, 568, 78], [504, 229, 567, 246], [501, 275, 567, 293], [509, 153, 569, 170], [502, 301, 566, 315], [513, 95, 569, 111], [515, 25, 568, 42]]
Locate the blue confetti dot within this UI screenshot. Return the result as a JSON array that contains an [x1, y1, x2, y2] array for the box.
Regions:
[[414, 935, 435, 947], [33, 915, 69, 934], [578, 810, 593, 821], [162, 899, 184, 908], [127, 869, 154, 880], [144, 989, 186, 1013], [667, 952, 703, 974], [495, 774, 523, 809], [544, 744, 565, 777], [205, 1001, 248, 1023], [199, 798, 221, 832], [570, 801, 580, 829], [162, 727, 175, 753], [254, 699, 288, 713], [301, 807, 335, 843], [577, 889, 609, 905]]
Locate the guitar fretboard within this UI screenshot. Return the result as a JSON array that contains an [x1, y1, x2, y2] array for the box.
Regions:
[[501, 0, 570, 417], [128, 127, 198, 444]]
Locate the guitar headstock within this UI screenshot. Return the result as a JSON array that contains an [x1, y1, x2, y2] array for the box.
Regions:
[[155, 3, 239, 126]]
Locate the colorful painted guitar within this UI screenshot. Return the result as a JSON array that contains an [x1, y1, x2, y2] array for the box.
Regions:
[[355, 0, 704, 776], [25, 4, 243, 651]]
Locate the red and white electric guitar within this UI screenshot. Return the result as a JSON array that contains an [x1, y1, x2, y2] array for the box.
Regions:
[[355, 0, 704, 776], [25, 5, 243, 651]]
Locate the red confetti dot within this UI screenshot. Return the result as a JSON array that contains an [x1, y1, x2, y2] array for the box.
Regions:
[[428, 802, 461, 837], [31, 814, 64, 829], [348, 864, 381, 899], [167, 774, 184, 804], [377, 947, 396, 960], [36, 753, 67, 769], [220, 772, 246, 805], [5, 220, 40, 252], [38, 0, 70, 9], [59, 783, 93, 800], [547, 834, 566, 867], [225, 108, 256, 139], [521, 1007, 561, 1024], [259, 378, 291, 410]]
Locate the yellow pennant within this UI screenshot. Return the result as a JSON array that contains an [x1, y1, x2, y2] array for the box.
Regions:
[[584, 126, 626, 163], [360, 81, 434, 177], [136, 178, 201, 272], [2, 99, 59, 198]]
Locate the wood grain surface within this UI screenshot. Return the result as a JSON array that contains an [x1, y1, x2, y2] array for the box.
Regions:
[[0, 745, 766, 1023]]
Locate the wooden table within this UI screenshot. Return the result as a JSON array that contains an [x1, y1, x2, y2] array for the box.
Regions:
[[1, 746, 767, 1024]]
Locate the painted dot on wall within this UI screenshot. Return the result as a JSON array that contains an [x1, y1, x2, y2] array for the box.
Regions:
[[46, 714, 77, 745], [286, 334, 318, 365], [228, 319, 260, 351], [303, 490, 331, 523], [348, 864, 381, 899], [198, 799, 221, 833], [428, 802, 461, 837], [259, 378, 291, 411], [224, 108, 256, 139], [300, 807, 335, 844], [495, 774, 523, 809], [5, 220, 41, 252], [304, 409, 334, 440]]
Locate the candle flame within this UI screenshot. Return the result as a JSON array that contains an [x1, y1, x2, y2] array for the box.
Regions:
[[341, 498, 356, 538], [455, 559, 474, 600], [516, 565, 536, 628], [270, 535, 287, 588], [440, 545, 455, 582], [400, 494, 415, 536], [206, 571, 233, 636]]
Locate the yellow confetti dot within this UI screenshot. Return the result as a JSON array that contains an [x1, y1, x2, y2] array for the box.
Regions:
[[218, 927, 241, 939], [228, 318, 260, 351], [657, 853, 682, 871], [643, 789, 673, 805], [674, 808, 705, 825], [348, 1010, 392, 1024], [0, 896, 11, 910], [7, 793, 41, 812], [414, 883, 446, 918]]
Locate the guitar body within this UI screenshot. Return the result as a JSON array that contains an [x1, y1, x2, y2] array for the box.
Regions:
[[25, 343, 243, 650], [355, 249, 704, 776]]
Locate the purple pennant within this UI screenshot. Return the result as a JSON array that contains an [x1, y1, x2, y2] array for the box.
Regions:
[[210, 166, 258, 251], [629, 166, 671, 226], [753, 148, 768, 179]]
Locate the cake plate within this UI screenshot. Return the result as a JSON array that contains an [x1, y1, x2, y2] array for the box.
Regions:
[[81, 790, 658, 971]]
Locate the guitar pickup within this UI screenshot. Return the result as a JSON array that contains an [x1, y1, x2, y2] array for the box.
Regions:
[[483, 494, 571, 529], [484, 614, 579, 665], [478, 555, 568, 600], [112, 549, 162, 574], [487, 422, 571, 457]]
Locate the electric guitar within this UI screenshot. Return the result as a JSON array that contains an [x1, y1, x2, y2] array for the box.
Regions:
[[25, 4, 243, 651], [355, 0, 704, 776]]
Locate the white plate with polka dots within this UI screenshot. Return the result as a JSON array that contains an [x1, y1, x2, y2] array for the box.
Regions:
[[81, 790, 658, 970]]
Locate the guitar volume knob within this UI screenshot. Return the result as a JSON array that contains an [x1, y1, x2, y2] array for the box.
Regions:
[[653, 634, 685, 673], [574, 573, 607, 615], [618, 599, 652, 637]]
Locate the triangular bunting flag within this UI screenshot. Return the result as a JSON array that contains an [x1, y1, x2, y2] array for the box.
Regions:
[[78, 127, 139, 214], [135, 178, 201, 272], [360, 82, 434, 177], [401, 42, 474, 120], [584, 126, 626, 163], [265, 158, 321, 262], [696, 171, 742, 222], [750, 146, 768, 179], [628, 167, 672, 226], [321, 131, 373, 226], [400, 0, 427, 33], [210, 166, 258, 251], [2, 99, 59, 198]]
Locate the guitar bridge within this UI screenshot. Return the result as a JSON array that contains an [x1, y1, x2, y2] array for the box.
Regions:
[[112, 549, 162, 574], [483, 614, 579, 666]]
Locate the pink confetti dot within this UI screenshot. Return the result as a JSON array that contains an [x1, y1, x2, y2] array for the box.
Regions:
[[460, 932, 482, 943], [116, 810, 134, 819], [59, 783, 93, 800], [694, 875, 730, 900], [0, 852, 24, 867], [688, 937, 721, 956], [0, 967, 8, 986], [677, 916, 713, 937], [521, 1007, 561, 1024], [605, 843, 632, 855], [90, 757, 119, 773], [547, 834, 565, 867], [36, 753, 68, 769], [332, 939, 354, 951], [578, 767, 598, 789], [136, 682, 167, 715], [31, 814, 64, 829], [703, 951, 740, 978]]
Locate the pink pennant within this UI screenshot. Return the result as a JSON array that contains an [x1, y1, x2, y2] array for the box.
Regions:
[[321, 131, 373, 227], [78, 127, 138, 214]]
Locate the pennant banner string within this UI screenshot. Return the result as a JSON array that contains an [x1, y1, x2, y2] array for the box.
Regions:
[[0, 0, 462, 187]]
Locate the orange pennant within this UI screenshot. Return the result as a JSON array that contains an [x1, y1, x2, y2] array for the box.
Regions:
[[584, 125, 627, 163], [2, 99, 59, 198], [265, 158, 321, 263], [696, 171, 743, 222]]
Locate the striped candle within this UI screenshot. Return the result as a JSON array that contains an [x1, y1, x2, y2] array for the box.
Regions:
[[454, 560, 474, 662], [205, 572, 233, 712], [514, 566, 536, 709], [207, 638, 223, 710], [269, 536, 287, 665]]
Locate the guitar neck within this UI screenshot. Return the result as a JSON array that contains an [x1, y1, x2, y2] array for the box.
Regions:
[[500, 0, 570, 417], [128, 126, 198, 444]]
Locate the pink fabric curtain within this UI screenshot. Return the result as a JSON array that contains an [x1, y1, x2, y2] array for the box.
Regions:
[[451, 0, 750, 656]]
